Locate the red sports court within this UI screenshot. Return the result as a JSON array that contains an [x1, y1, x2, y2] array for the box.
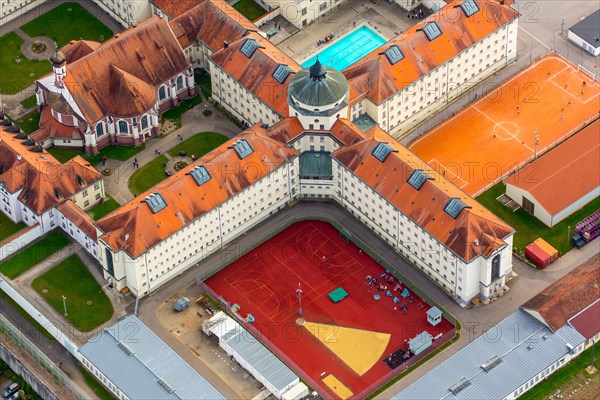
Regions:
[[205, 221, 454, 399]]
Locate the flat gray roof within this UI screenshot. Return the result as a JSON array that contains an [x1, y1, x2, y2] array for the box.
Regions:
[[394, 310, 585, 400], [79, 315, 225, 400], [225, 328, 298, 391], [569, 9, 600, 48]]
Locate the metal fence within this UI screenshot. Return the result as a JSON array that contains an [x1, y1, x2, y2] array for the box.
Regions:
[[0, 314, 89, 400]]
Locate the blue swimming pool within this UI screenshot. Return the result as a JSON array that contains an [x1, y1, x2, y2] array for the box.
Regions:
[[301, 25, 386, 71]]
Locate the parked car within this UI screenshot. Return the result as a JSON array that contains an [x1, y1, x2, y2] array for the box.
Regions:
[[2, 383, 20, 399], [7, 392, 18, 400]]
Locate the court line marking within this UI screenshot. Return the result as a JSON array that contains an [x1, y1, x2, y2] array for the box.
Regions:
[[472, 106, 534, 153], [548, 68, 600, 104], [429, 158, 468, 188]]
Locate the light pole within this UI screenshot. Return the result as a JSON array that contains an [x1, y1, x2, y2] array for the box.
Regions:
[[62, 295, 68, 317], [534, 129, 539, 159], [560, 16, 565, 35], [296, 283, 303, 316]]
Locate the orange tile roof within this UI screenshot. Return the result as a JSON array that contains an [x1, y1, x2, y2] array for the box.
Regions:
[[61, 40, 101, 63], [0, 120, 102, 215], [32, 107, 82, 141], [344, 0, 519, 104], [151, 0, 206, 18], [265, 118, 365, 146], [56, 200, 98, 240], [44, 17, 190, 123], [96, 127, 298, 258], [505, 120, 600, 216], [169, 0, 257, 51], [210, 32, 301, 118], [333, 125, 514, 262], [522, 253, 600, 331]]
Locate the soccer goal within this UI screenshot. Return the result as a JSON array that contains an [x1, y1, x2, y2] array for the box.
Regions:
[[578, 64, 598, 82]]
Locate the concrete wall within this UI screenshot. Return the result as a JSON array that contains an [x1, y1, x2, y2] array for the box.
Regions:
[[0, 223, 42, 263], [0, 344, 59, 400]]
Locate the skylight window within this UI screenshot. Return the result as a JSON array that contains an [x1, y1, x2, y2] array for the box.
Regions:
[[421, 22, 442, 41], [372, 142, 397, 162], [444, 198, 471, 218], [407, 169, 432, 190], [188, 166, 211, 186], [240, 39, 263, 58], [231, 139, 254, 159], [481, 355, 503, 372], [459, 0, 480, 17], [383, 45, 404, 65], [144, 193, 167, 214], [273, 64, 292, 83]]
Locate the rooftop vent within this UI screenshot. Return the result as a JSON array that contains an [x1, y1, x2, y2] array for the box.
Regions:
[[157, 378, 174, 394], [54, 188, 62, 200], [76, 175, 85, 186], [117, 342, 133, 356], [481, 355, 502, 372], [449, 378, 471, 395]]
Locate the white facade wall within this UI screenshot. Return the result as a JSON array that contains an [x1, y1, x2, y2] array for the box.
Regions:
[[263, 0, 347, 29], [568, 31, 600, 56], [99, 159, 299, 296], [508, 344, 585, 399], [79, 358, 129, 400], [92, 0, 152, 27], [350, 19, 519, 138], [292, 133, 342, 153], [506, 182, 600, 227], [57, 212, 99, 260], [0, 185, 23, 225], [0, 0, 39, 26], [210, 61, 281, 127]]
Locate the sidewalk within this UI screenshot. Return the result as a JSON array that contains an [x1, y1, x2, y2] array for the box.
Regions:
[[102, 101, 240, 205]]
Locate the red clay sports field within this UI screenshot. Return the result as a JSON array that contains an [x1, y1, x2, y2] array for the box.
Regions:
[[205, 221, 454, 399]]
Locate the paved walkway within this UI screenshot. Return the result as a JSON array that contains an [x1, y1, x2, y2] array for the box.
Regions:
[[132, 201, 598, 398], [102, 100, 240, 205]]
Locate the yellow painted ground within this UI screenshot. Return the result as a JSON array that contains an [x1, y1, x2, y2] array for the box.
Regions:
[[304, 321, 390, 376], [322, 374, 353, 399]]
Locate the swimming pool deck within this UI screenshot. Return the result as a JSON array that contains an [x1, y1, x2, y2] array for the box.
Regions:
[[300, 25, 387, 70], [279, 0, 430, 66]]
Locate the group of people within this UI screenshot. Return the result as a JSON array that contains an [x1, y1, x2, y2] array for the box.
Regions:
[[317, 33, 335, 46], [408, 9, 425, 20]]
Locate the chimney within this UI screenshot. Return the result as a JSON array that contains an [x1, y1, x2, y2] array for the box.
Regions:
[[224, 41, 229, 49]]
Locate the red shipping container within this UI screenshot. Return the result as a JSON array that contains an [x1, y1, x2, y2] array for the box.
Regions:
[[525, 238, 558, 268]]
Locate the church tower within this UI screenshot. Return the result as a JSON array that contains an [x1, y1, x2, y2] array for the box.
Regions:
[[287, 59, 349, 131], [50, 48, 67, 89]]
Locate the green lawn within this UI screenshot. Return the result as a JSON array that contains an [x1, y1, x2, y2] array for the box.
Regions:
[[46, 147, 85, 163], [161, 95, 202, 129], [0, 290, 55, 341], [233, 0, 267, 21], [79, 367, 116, 400], [476, 183, 600, 256], [167, 132, 228, 158], [194, 71, 212, 99], [128, 155, 169, 195], [32, 254, 113, 332], [520, 344, 600, 400], [0, 231, 70, 279], [20, 2, 113, 47], [86, 196, 121, 220], [0, 32, 52, 95], [20, 94, 37, 109], [14, 110, 40, 133], [0, 212, 25, 243], [86, 143, 145, 165]]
